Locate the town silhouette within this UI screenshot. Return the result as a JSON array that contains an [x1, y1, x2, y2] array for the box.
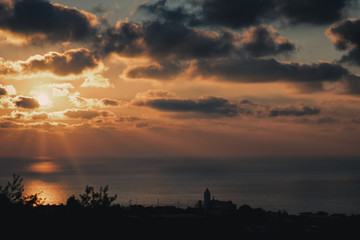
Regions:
[[1, 174, 359, 237]]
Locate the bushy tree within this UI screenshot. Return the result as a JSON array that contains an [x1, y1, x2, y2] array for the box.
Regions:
[[67, 185, 117, 208], [0, 174, 44, 207], [0, 174, 24, 204]]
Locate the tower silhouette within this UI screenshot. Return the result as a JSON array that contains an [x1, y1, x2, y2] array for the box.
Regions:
[[204, 188, 210, 209]]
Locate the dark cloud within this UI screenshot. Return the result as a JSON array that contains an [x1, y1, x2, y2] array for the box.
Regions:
[[126, 61, 185, 80], [276, 0, 351, 25], [142, 20, 234, 59], [0, 87, 6, 96], [21, 48, 100, 76], [136, 122, 149, 128], [100, 20, 235, 60], [139, 0, 351, 29], [136, 0, 193, 24], [15, 96, 40, 109], [240, 25, 295, 57], [101, 98, 120, 106], [269, 105, 321, 117], [98, 3, 296, 66], [196, 0, 351, 27], [133, 91, 324, 119], [194, 58, 349, 84], [326, 19, 360, 65], [195, 0, 274, 28], [100, 21, 145, 57], [352, 118, 360, 123], [295, 116, 340, 124], [338, 74, 360, 95], [0, 121, 20, 128], [64, 109, 101, 119], [316, 116, 340, 124], [0, 0, 98, 43], [115, 116, 141, 122], [134, 96, 239, 117]]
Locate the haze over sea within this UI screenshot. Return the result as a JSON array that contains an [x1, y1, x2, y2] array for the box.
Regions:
[[1, 156, 359, 215]]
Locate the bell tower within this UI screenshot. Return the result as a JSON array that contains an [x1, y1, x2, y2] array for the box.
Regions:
[[204, 188, 210, 209]]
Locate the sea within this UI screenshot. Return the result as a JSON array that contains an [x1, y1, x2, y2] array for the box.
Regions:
[[0, 156, 360, 215]]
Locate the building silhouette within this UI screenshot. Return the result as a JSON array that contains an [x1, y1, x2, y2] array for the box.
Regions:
[[203, 188, 236, 215]]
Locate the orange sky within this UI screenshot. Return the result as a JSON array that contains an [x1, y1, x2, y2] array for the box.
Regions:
[[0, 0, 360, 158]]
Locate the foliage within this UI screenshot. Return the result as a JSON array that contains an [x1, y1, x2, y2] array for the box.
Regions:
[[0, 174, 24, 204], [23, 193, 44, 207], [1, 174, 118, 208], [68, 185, 118, 208], [66, 195, 82, 208], [0, 174, 44, 206]]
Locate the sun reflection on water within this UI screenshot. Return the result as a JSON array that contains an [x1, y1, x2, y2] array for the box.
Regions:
[[24, 180, 66, 205]]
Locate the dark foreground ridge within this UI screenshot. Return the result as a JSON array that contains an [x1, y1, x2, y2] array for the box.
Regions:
[[1, 175, 359, 238]]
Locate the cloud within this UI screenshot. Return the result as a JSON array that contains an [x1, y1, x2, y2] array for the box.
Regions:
[[115, 116, 141, 122], [0, 121, 21, 128], [326, 18, 360, 65], [133, 90, 325, 119], [0, 110, 63, 121], [126, 60, 186, 80], [80, 74, 110, 88], [40, 83, 74, 97], [0, 87, 6, 95], [239, 25, 295, 57], [135, 89, 178, 100], [0, 0, 98, 44], [196, 0, 351, 27], [136, 0, 193, 24], [124, 24, 295, 80], [101, 20, 236, 60], [269, 105, 321, 117], [192, 0, 274, 28], [21, 48, 101, 76], [0, 48, 103, 79], [101, 98, 120, 106], [0, 57, 21, 75], [15, 96, 40, 109], [143, 21, 236, 60], [139, 0, 352, 29], [276, 0, 351, 25], [0, 119, 69, 130], [31, 112, 48, 120], [135, 122, 149, 128], [99, 21, 145, 57], [336, 74, 360, 95], [193, 57, 350, 85], [134, 94, 240, 117], [68, 93, 122, 108], [63, 109, 101, 119]]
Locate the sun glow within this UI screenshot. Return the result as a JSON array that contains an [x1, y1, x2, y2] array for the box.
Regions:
[[25, 180, 66, 205], [36, 93, 51, 106]]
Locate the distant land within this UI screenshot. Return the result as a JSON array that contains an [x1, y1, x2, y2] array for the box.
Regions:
[[1, 156, 360, 214], [1, 174, 360, 237]]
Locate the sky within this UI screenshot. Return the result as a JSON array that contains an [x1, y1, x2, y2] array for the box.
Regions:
[[0, 0, 360, 159]]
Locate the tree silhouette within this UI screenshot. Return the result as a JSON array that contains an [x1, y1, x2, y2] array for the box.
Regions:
[[67, 185, 117, 208], [0, 174, 44, 206], [23, 193, 44, 207], [0, 174, 24, 204]]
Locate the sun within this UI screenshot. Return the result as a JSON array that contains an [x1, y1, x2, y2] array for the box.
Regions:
[[36, 93, 51, 106]]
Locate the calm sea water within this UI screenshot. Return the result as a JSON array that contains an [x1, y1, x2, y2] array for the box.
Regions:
[[1, 156, 360, 215]]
